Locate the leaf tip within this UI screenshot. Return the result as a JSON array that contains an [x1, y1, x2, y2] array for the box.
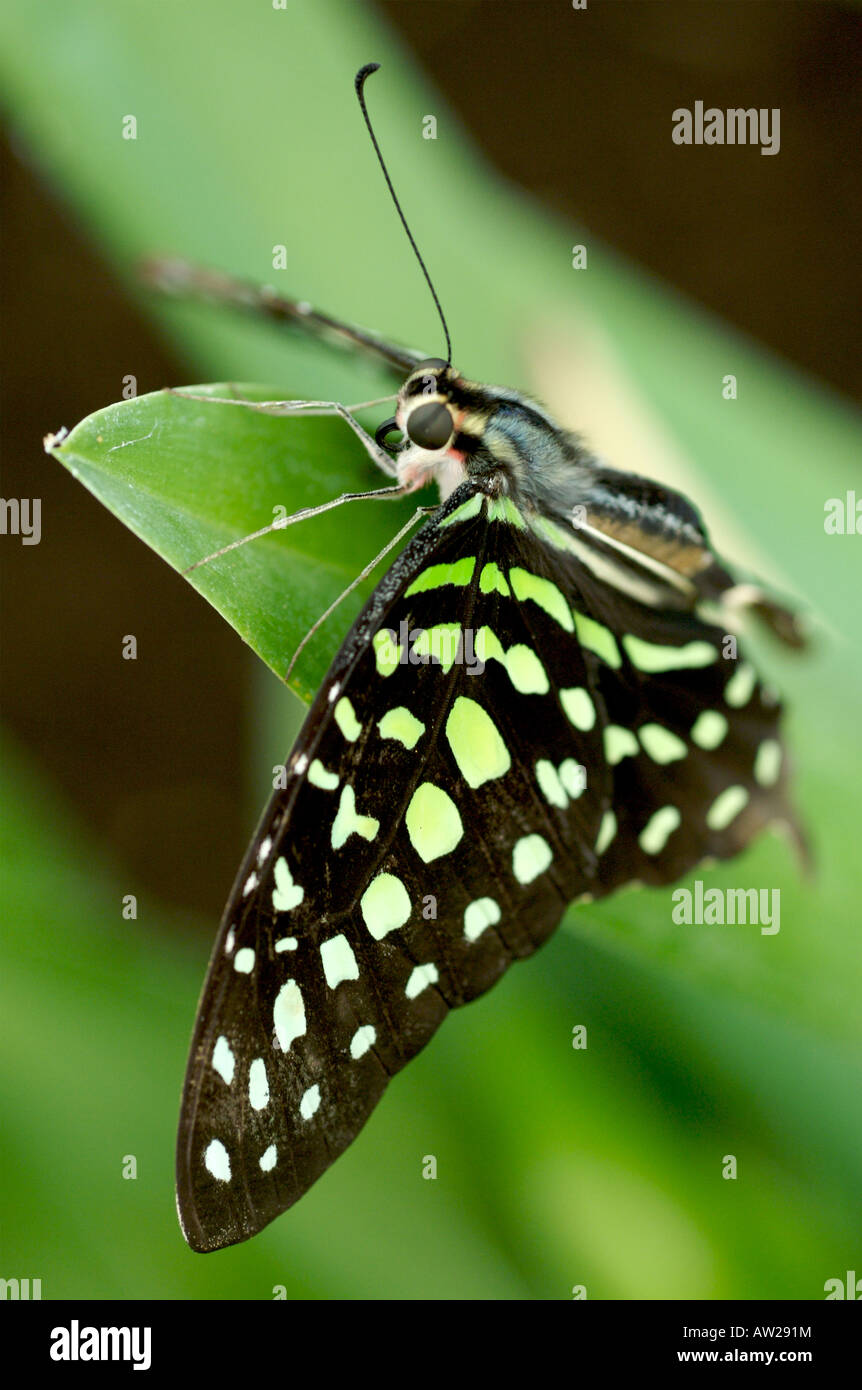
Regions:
[[43, 425, 69, 455]]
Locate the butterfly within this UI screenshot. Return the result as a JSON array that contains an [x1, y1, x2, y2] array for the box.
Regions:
[[166, 65, 807, 1252]]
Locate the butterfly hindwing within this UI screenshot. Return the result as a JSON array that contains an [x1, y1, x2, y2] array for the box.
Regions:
[[553, 536, 801, 892], [177, 480, 799, 1251]]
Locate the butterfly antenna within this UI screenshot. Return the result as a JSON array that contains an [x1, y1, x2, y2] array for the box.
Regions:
[[355, 62, 452, 366]]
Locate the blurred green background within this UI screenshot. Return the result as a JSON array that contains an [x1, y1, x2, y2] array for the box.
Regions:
[[1, 0, 861, 1299]]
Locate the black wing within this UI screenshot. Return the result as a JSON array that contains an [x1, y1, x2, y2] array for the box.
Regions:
[[176, 481, 802, 1251]]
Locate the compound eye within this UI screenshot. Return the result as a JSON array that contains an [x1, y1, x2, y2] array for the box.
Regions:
[[415, 357, 448, 373], [406, 401, 454, 450], [375, 415, 402, 450]]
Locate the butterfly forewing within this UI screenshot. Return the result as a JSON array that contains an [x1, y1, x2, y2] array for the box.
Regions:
[[177, 480, 799, 1251], [177, 484, 596, 1249]]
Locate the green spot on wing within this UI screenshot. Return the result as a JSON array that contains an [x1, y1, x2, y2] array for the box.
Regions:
[[439, 492, 483, 527], [690, 710, 728, 750], [603, 725, 639, 765], [487, 497, 527, 529], [560, 686, 596, 731], [754, 738, 782, 787], [596, 810, 617, 855], [510, 567, 573, 632], [320, 934, 359, 988], [331, 785, 379, 850], [724, 662, 757, 708], [412, 623, 462, 673], [405, 962, 440, 999], [377, 706, 425, 750], [373, 628, 402, 677], [707, 784, 750, 830], [559, 759, 586, 798], [638, 724, 688, 764], [405, 555, 476, 596], [308, 758, 339, 790], [405, 782, 464, 862], [272, 856, 304, 912], [474, 626, 505, 666], [464, 897, 501, 942], [475, 626, 554, 693], [360, 872, 411, 940], [445, 696, 510, 789], [512, 833, 553, 884], [623, 634, 716, 672], [535, 759, 568, 809], [334, 696, 361, 742], [639, 805, 681, 854], [505, 643, 549, 694], [479, 561, 510, 597], [574, 612, 621, 667]]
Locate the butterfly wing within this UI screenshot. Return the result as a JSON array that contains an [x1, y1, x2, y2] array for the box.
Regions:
[[566, 568, 801, 894], [143, 258, 426, 376], [532, 470, 805, 887], [177, 481, 801, 1251]]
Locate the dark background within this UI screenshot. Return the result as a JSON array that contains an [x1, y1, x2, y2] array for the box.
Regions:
[[3, 0, 860, 924]]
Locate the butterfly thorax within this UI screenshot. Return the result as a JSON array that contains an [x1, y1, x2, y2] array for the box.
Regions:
[[394, 363, 715, 595]]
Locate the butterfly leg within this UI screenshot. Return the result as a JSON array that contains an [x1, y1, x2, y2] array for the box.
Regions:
[[167, 388, 400, 479], [285, 504, 433, 681], [184, 482, 412, 575]]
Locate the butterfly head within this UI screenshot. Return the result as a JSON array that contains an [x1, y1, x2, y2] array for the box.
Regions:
[[376, 358, 451, 445], [401, 358, 457, 448], [376, 358, 477, 498]]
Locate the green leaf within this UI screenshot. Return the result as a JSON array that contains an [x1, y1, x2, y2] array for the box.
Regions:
[[50, 385, 418, 701]]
